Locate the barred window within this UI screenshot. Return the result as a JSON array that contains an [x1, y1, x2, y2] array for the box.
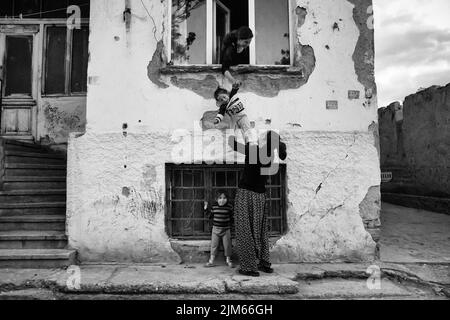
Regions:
[[165, 164, 287, 239]]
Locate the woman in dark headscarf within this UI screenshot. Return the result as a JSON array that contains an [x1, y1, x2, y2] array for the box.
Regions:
[[228, 131, 287, 277], [220, 26, 254, 89]]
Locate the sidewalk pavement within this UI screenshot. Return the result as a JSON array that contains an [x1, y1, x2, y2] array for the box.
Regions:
[[0, 262, 449, 300]]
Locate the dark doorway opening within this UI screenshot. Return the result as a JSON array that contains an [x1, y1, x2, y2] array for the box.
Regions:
[[219, 0, 249, 64], [4, 36, 33, 96]]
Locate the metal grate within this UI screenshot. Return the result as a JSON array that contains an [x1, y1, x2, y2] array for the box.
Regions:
[[165, 164, 287, 239]]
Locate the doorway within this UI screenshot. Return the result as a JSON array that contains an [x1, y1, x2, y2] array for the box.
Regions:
[[0, 25, 39, 140]]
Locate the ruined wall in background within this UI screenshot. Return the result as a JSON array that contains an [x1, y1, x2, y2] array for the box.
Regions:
[[379, 84, 450, 198], [67, 0, 380, 263]]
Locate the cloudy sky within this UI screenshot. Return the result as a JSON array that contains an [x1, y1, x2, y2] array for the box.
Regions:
[[373, 0, 450, 107]]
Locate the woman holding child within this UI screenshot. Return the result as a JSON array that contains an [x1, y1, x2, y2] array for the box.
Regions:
[[208, 26, 287, 277], [229, 132, 287, 277]]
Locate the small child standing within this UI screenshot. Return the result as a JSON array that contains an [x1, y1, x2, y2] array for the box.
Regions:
[[213, 86, 257, 145], [204, 191, 235, 268]]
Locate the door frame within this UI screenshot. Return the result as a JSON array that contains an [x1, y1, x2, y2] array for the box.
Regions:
[[0, 23, 41, 140]]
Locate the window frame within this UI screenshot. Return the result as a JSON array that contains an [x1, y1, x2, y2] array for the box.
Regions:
[[167, 0, 295, 66], [165, 163, 288, 240], [42, 22, 89, 97]]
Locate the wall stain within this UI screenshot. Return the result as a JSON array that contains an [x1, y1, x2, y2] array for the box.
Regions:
[[122, 187, 131, 197], [42, 102, 85, 145], [126, 187, 163, 224]]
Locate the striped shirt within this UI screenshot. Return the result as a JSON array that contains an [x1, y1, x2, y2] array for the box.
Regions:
[[214, 87, 240, 124], [205, 203, 234, 229]]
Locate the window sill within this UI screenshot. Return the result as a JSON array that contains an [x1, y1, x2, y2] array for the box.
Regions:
[[160, 64, 303, 77]]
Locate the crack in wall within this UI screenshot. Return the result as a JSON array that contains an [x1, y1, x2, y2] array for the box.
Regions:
[[290, 135, 358, 231]]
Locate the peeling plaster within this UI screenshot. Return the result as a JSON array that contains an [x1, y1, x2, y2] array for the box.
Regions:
[[369, 121, 380, 158], [359, 186, 381, 223], [41, 101, 86, 146], [146, 5, 316, 98], [347, 0, 376, 94], [147, 40, 169, 89], [170, 75, 219, 99]]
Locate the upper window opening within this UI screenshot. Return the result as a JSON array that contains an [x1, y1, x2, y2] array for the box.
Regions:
[[44, 25, 89, 95], [170, 0, 290, 66], [0, 0, 90, 19]]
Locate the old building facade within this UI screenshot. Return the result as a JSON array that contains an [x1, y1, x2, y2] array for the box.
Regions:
[[1, 0, 381, 265]]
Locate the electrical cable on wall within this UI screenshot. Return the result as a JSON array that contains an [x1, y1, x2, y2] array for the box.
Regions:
[[3, 2, 89, 19], [140, 0, 159, 42]]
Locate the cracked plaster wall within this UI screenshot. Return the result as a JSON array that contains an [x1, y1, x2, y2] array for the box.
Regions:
[[68, 129, 380, 263], [67, 0, 380, 263]]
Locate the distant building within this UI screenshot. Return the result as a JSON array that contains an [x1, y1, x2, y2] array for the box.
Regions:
[[379, 84, 450, 214]]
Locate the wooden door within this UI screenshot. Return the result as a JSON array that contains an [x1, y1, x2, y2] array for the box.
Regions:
[[0, 25, 39, 140]]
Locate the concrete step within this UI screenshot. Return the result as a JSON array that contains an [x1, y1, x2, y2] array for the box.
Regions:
[[0, 249, 76, 268], [5, 163, 66, 177], [0, 189, 66, 204], [0, 215, 65, 231], [3, 139, 43, 149], [5, 151, 65, 159], [0, 231, 67, 249], [2, 177, 66, 191], [5, 151, 66, 165], [0, 202, 66, 216], [4, 144, 56, 154], [0, 136, 34, 142]]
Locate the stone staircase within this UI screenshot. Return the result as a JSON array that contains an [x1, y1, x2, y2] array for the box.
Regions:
[[0, 139, 76, 268]]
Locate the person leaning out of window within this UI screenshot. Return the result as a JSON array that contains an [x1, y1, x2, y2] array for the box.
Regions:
[[220, 26, 254, 89]]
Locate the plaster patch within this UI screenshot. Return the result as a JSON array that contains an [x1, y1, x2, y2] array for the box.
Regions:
[[147, 40, 169, 89], [41, 102, 85, 145], [359, 186, 381, 222], [347, 0, 376, 94]]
